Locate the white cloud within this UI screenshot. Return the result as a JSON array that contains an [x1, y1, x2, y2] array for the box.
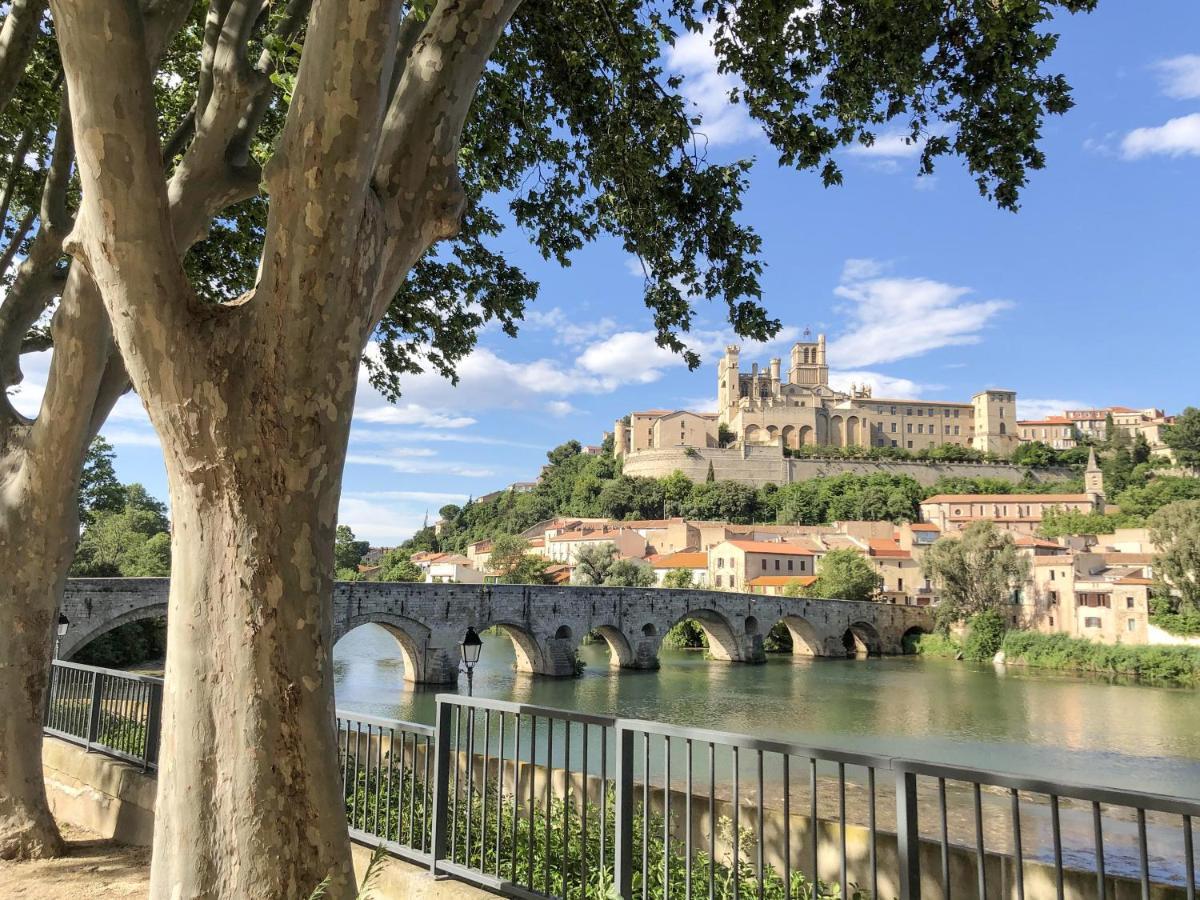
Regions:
[[345, 452, 494, 478], [1121, 113, 1200, 159], [846, 130, 924, 159], [829, 370, 933, 399], [666, 22, 760, 146], [1017, 398, 1091, 421], [1154, 54, 1200, 100], [337, 497, 432, 545], [103, 427, 162, 448], [577, 331, 681, 385], [827, 260, 1011, 368], [357, 403, 475, 429], [545, 400, 577, 417], [523, 307, 618, 347]]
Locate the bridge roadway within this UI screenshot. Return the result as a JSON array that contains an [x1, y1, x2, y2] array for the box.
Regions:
[[59, 579, 934, 683]]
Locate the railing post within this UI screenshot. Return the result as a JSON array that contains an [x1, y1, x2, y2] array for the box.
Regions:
[[613, 722, 635, 900], [429, 697, 454, 875], [144, 680, 163, 770], [896, 768, 921, 900], [85, 671, 104, 753]]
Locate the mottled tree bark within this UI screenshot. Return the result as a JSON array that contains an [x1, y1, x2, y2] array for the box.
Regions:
[[0, 271, 121, 860], [50, 0, 517, 893]]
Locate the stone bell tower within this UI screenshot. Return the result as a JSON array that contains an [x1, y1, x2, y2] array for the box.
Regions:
[[788, 333, 828, 387], [1085, 447, 1105, 511]]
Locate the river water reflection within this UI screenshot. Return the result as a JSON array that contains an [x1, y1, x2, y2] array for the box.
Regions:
[[333, 625, 1200, 801]]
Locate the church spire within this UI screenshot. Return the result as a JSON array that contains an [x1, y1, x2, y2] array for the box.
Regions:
[[1084, 447, 1104, 510]]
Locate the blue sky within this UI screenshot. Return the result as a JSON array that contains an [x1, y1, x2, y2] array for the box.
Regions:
[[12, 1, 1200, 545]]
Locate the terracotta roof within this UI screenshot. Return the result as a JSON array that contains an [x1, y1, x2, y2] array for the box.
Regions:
[[868, 539, 911, 559], [909, 523, 940, 532], [1100, 552, 1155, 565], [548, 530, 629, 543], [726, 539, 817, 555], [1116, 577, 1153, 585], [922, 494, 1090, 504], [631, 409, 676, 417], [527, 538, 544, 547], [748, 575, 819, 588], [1014, 535, 1066, 549], [650, 551, 708, 569], [1017, 417, 1073, 426], [1033, 556, 1072, 567]]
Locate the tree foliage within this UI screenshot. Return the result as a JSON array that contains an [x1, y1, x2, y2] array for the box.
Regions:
[[71, 484, 171, 578], [661, 567, 695, 589], [1164, 408, 1200, 470], [921, 521, 1029, 629], [801, 548, 879, 603], [333, 525, 370, 574], [1149, 500, 1200, 616], [78, 437, 127, 525]]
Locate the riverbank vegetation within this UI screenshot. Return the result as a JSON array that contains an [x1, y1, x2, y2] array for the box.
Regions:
[[911, 628, 1200, 686]]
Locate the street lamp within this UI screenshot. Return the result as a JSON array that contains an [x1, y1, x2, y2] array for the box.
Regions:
[[459, 626, 483, 696], [55, 613, 69, 660]]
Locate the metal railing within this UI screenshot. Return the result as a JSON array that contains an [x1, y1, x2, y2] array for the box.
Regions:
[[44, 662, 1200, 899], [44, 660, 162, 770]]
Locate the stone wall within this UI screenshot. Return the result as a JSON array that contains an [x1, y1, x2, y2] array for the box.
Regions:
[[619, 445, 1075, 488]]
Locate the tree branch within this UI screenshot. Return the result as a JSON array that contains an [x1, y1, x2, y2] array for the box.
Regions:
[[370, 0, 522, 308], [0, 0, 47, 117], [51, 0, 196, 389], [255, 0, 403, 327]]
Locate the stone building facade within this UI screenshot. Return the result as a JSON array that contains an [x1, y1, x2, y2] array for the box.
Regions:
[[614, 335, 1019, 459]]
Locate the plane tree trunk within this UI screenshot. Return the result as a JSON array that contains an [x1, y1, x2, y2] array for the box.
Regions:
[[51, 0, 518, 893]]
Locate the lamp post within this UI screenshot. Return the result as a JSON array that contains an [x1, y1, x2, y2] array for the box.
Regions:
[[459, 626, 483, 696], [55, 613, 69, 660]]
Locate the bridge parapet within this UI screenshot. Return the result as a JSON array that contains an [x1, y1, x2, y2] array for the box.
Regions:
[[61, 579, 935, 683]]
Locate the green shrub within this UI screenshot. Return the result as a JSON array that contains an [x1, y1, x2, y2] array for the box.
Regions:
[[907, 632, 960, 658], [1001, 631, 1200, 686], [662, 620, 708, 650], [962, 610, 1007, 662]]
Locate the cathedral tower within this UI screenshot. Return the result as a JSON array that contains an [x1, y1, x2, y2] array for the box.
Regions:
[[788, 333, 828, 386]]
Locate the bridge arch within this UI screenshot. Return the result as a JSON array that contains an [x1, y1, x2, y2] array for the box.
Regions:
[[590, 625, 636, 669], [487, 621, 548, 675], [769, 614, 825, 657], [334, 612, 433, 683], [902, 625, 931, 654], [664, 608, 744, 663], [843, 621, 883, 657], [59, 603, 168, 661]]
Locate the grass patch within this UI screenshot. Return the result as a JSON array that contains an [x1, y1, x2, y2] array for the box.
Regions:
[[907, 632, 961, 659]]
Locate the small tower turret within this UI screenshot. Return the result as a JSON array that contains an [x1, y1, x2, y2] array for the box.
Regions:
[[1085, 447, 1105, 510]]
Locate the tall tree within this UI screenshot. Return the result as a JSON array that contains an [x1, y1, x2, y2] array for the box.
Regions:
[[0, 0, 202, 859], [922, 521, 1030, 630], [333, 525, 370, 575], [46, 0, 1095, 893], [1164, 407, 1200, 470], [1149, 500, 1200, 616], [77, 436, 127, 525]]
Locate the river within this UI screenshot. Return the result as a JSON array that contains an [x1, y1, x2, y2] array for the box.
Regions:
[[332, 624, 1200, 801]]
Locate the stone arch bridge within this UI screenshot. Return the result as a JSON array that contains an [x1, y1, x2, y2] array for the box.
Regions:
[[60, 579, 934, 684]]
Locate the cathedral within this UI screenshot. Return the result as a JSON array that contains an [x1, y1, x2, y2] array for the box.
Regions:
[[615, 334, 1019, 458]]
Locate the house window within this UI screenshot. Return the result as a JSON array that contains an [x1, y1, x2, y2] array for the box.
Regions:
[[906, 407, 912, 415], [1126, 596, 1135, 609], [1127, 619, 1136, 632], [1049, 570, 1055, 581], [715, 575, 722, 587], [891, 440, 897, 447], [774, 559, 780, 571], [787, 560, 794, 572], [907, 423, 913, 433], [761, 559, 767, 570], [954, 426, 960, 435], [1048, 591, 1058, 605], [890, 406, 897, 414], [1049, 616, 1055, 626], [898, 578, 904, 591], [718, 558, 725, 568], [800, 561, 807, 572], [1085, 617, 1101, 629], [907, 441, 913, 449], [890, 422, 897, 433]]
